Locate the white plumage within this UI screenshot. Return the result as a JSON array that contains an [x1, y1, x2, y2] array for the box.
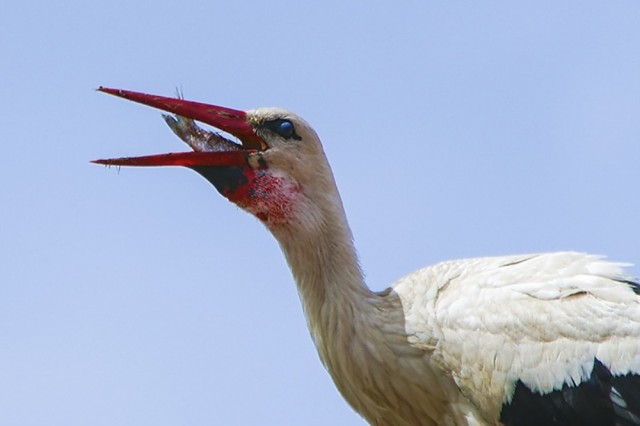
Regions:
[[393, 252, 640, 424], [96, 87, 640, 426]]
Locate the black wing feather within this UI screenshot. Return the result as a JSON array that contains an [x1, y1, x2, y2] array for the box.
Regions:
[[500, 359, 640, 426]]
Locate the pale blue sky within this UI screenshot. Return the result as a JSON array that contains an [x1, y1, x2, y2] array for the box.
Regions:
[[2, 1, 639, 425]]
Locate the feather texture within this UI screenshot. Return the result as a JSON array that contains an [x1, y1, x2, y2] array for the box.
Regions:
[[393, 252, 640, 424]]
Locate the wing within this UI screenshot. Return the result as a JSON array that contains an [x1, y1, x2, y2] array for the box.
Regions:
[[394, 252, 640, 425]]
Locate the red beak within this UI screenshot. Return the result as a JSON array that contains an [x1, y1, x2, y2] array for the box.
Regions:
[[92, 87, 263, 167]]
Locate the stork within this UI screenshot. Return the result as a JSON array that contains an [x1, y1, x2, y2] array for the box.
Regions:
[[94, 87, 640, 426]]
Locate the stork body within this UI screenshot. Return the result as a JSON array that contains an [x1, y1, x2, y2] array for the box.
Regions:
[[95, 88, 640, 425]]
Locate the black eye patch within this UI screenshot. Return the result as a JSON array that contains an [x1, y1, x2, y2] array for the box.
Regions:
[[263, 119, 301, 141]]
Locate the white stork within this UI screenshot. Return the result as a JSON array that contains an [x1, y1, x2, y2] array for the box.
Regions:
[[95, 87, 640, 426]]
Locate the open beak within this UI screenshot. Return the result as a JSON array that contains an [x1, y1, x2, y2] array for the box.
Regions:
[[92, 87, 265, 167]]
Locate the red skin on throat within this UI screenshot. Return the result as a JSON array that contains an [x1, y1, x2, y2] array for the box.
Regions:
[[222, 168, 302, 227]]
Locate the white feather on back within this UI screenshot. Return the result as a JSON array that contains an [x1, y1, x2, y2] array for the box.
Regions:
[[392, 252, 640, 422]]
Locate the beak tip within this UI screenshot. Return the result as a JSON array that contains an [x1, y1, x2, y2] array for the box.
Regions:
[[97, 86, 122, 97]]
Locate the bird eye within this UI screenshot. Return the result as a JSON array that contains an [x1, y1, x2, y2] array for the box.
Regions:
[[276, 120, 294, 139], [263, 118, 299, 141]]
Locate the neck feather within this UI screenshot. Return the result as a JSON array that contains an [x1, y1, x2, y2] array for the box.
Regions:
[[272, 185, 376, 355]]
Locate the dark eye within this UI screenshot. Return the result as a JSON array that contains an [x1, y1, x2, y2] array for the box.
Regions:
[[263, 118, 300, 141], [276, 120, 294, 138]]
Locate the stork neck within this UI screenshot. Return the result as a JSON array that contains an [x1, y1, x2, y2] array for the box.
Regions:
[[271, 184, 401, 419], [274, 189, 374, 336]]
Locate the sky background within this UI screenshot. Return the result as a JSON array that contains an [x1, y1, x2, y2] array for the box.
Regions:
[[2, 1, 639, 425]]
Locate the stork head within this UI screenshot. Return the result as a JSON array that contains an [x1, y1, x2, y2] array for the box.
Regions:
[[94, 88, 337, 232]]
